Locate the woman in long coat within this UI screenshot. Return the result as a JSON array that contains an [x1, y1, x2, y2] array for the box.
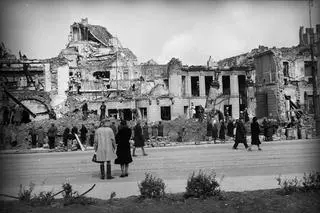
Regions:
[[132, 121, 147, 156], [248, 117, 262, 151], [115, 120, 133, 177]]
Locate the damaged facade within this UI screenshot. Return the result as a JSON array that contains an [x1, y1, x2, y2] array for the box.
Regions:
[[254, 25, 320, 123], [0, 40, 69, 120], [2, 18, 318, 126]]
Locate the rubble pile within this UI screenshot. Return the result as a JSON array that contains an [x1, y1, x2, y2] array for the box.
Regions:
[[163, 117, 207, 142]]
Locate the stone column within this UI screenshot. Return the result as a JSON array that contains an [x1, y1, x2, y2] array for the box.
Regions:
[[169, 73, 181, 97], [199, 73, 205, 97], [230, 74, 240, 119], [186, 75, 191, 97], [230, 74, 239, 95], [44, 63, 51, 92]]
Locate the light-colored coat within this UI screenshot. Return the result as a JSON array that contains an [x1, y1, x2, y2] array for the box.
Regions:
[[94, 127, 117, 162]]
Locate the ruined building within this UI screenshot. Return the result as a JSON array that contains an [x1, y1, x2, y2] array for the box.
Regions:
[[1, 18, 265, 122], [255, 24, 320, 123], [0, 41, 69, 120]]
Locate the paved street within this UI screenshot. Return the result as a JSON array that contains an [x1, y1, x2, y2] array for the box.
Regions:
[[0, 139, 319, 199]]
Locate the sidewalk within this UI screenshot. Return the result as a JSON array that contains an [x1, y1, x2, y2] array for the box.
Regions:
[[0, 173, 305, 200], [0, 138, 318, 155]]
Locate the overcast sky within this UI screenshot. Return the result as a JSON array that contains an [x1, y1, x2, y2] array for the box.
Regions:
[[0, 0, 319, 65]]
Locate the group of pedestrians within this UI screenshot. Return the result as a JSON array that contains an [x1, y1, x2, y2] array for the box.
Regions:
[[232, 117, 262, 151], [94, 119, 151, 179]]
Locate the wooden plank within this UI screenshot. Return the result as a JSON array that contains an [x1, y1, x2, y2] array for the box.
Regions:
[[74, 133, 85, 151]]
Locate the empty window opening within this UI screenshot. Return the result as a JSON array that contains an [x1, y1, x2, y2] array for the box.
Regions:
[[184, 106, 188, 116], [283, 62, 289, 77], [163, 79, 169, 89], [161, 106, 171, 120], [238, 75, 247, 110], [191, 76, 199, 96], [93, 71, 110, 79], [121, 109, 132, 121], [140, 108, 147, 120], [205, 76, 213, 96], [222, 76, 230, 95], [108, 109, 118, 119], [304, 61, 315, 77]]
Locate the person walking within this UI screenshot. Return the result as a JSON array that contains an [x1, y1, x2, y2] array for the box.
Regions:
[[248, 117, 262, 151], [143, 122, 149, 142], [219, 120, 226, 143], [47, 123, 57, 149], [233, 119, 249, 150], [115, 120, 133, 177], [80, 124, 88, 145], [94, 119, 117, 179], [100, 102, 106, 121], [132, 120, 147, 156], [157, 121, 164, 137]]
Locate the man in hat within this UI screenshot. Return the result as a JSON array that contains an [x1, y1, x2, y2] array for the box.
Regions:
[[94, 119, 117, 179]]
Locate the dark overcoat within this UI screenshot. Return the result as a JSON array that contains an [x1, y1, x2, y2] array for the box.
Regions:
[[235, 121, 246, 143], [251, 121, 261, 145], [206, 121, 213, 136], [115, 125, 133, 165], [219, 122, 226, 140]]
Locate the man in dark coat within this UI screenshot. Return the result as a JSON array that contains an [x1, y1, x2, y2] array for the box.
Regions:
[[80, 124, 88, 145], [115, 120, 133, 177], [132, 120, 147, 156], [157, 121, 164, 137], [47, 123, 57, 149], [62, 127, 71, 148], [233, 119, 249, 150], [248, 117, 262, 151]]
